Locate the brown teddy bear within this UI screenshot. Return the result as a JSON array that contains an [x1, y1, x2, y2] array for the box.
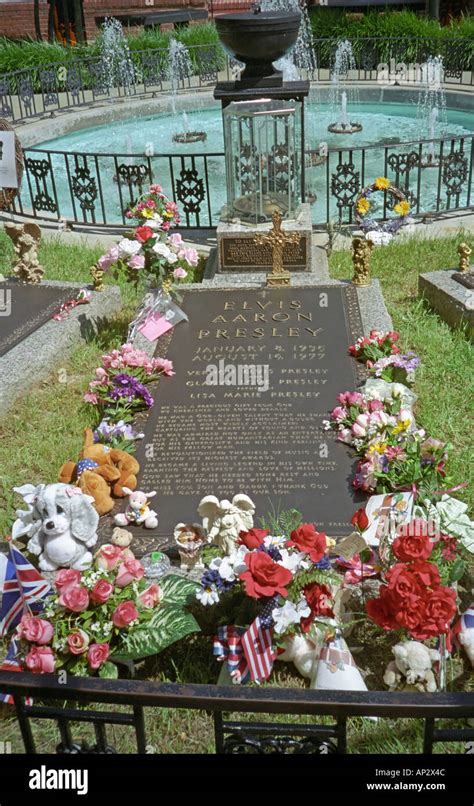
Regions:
[[59, 429, 140, 516]]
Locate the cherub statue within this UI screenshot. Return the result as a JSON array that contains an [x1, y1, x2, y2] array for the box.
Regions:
[[4, 221, 44, 283], [352, 236, 373, 287], [197, 494, 255, 555], [457, 242, 472, 274]]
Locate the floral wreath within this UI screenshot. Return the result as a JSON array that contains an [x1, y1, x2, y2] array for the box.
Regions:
[[355, 177, 411, 239]]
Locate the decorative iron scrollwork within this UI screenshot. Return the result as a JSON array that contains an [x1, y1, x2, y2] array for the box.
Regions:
[[39, 68, 59, 108], [330, 160, 360, 216], [66, 66, 82, 102], [71, 165, 98, 212], [199, 48, 218, 83], [141, 54, 166, 89], [223, 734, 338, 754], [25, 157, 50, 180], [18, 75, 34, 113], [115, 163, 152, 190], [25, 158, 58, 213], [56, 740, 116, 754], [387, 150, 419, 177], [89, 62, 110, 97], [0, 79, 12, 117], [442, 149, 468, 199], [176, 167, 205, 214]]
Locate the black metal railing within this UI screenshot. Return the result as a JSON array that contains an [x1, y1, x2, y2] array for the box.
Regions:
[[0, 670, 473, 754], [8, 132, 473, 230], [0, 37, 472, 124]]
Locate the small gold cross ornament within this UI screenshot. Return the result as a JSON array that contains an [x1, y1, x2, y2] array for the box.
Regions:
[[254, 210, 301, 287]]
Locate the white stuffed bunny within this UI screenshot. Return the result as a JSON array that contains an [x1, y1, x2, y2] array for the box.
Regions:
[[13, 483, 99, 571], [114, 488, 158, 529], [383, 641, 440, 693], [197, 494, 255, 555]]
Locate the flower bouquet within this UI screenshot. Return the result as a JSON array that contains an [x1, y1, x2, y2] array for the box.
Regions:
[[84, 343, 174, 423], [195, 521, 341, 684], [97, 185, 199, 299], [14, 544, 200, 678], [349, 330, 420, 386]]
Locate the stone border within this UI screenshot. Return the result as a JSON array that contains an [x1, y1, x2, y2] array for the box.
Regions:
[[0, 280, 122, 417], [419, 269, 473, 341]]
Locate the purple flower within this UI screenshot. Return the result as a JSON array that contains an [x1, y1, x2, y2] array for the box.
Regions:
[[257, 544, 282, 561]]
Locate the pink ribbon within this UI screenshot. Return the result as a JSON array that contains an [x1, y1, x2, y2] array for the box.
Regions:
[[53, 289, 91, 321]]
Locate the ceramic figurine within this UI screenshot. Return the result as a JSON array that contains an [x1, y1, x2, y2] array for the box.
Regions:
[[311, 629, 367, 691], [383, 640, 440, 692], [12, 482, 99, 571], [4, 221, 44, 284], [197, 494, 255, 555], [114, 488, 158, 529], [173, 523, 207, 571]]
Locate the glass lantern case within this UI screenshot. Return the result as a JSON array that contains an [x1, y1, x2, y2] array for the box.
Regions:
[[222, 98, 302, 225]]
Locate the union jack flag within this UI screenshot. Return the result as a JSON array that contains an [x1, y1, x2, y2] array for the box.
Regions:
[[241, 617, 276, 683], [0, 542, 51, 637], [0, 636, 32, 705]]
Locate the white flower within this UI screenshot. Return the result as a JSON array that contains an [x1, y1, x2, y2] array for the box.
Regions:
[[263, 535, 287, 549], [277, 548, 306, 574], [196, 585, 220, 606], [209, 556, 235, 583], [167, 252, 178, 264], [272, 599, 311, 636], [117, 239, 142, 258], [152, 241, 172, 259], [228, 544, 249, 575], [148, 214, 164, 230]]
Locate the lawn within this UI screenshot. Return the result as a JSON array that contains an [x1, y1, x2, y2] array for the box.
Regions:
[[0, 229, 472, 754]]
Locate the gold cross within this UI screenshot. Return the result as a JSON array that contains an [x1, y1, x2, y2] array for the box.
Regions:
[[254, 210, 301, 287]]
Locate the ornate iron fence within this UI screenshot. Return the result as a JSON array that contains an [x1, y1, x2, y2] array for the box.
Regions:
[[0, 37, 472, 124], [8, 132, 473, 230], [0, 669, 473, 754]]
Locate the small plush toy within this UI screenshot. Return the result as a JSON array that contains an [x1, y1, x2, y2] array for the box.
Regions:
[[59, 429, 139, 515], [12, 482, 99, 571], [383, 641, 440, 692], [114, 488, 158, 529], [453, 600, 474, 668], [197, 494, 255, 555], [277, 633, 321, 679]]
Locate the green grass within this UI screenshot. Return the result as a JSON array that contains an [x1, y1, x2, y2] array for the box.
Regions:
[[0, 230, 472, 754], [329, 231, 474, 508]]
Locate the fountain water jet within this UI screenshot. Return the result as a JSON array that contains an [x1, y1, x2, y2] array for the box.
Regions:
[[262, 0, 317, 79], [328, 40, 362, 134], [417, 56, 447, 168], [98, 17, 135, 94]]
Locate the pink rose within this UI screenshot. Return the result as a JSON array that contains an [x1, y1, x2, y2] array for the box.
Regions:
[[95, 543, 123, 571], [330, 406, 347, 421], [112, 601, 139, 628], [83, 392, 98, 404], [173, 267, 187, 280], [95, 367, 108, 382], [25, 646, 56, 674], [54, 568, 82, 591], [59, 585, 90, 613], [337, 428, 353, 444], [168, 232, 183, 247], [149, 184, 162, 194], [116, 557, 145, 588], [368, 399, 384, 412], [90, 579, 114, 605], [18, 615, 54, 645], [138, 583, 163, 609], [87, 643, 110, 670], [127, 254, 145, 270], [67, 629, 90, 655], [352, 413, 369, 437]]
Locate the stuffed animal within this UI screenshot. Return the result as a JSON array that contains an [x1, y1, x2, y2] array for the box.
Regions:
[[277, 633, 321, 679], [59, 429, 139, 515], [114, 488, 158, 529], [12, 483, 99, 571], [383, 641, 440, 693], [197, 494, 255, 555], [453, 600, 474, 668]]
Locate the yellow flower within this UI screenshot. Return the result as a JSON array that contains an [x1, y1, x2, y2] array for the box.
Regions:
[[392, 419, 411, 435], [374, 176, 390, 190], [325, 536, 336, 550], [141, 208, 153, 219], [394, 200, 410, 217], [368, 441, 388, 455], [356, 197, 370, 216]]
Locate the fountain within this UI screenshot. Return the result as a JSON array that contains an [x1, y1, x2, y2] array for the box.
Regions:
[[328, 40, 362, 134], [168, 38, 192, 115], [262, 0, 317, 79], [172, 111, 207, 145], [417, 55, 447, 168], [98, 17, 135, 93]]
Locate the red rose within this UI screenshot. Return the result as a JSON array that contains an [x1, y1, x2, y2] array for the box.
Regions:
[[238, 528, 269, 550], [392, 520, 433, 562], [300, 582, 334, 632], [239, 552, 292, 599], [135, 225, 154, 243], [351, 508, 369, 531], [393, 595, 427, 634], [423, 586, 457, 636], [408, 561, 440, 589], [54, 568, 82, 591], [366, 588, 398, 631], [112, 601, 139, 628], [287, 524, 327, 563], [385, 564, 423, 598]]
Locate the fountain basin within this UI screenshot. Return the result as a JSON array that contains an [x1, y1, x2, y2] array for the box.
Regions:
[[215, 10, 302, 84]]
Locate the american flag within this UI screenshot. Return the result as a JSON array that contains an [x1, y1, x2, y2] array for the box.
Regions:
[[213, 625, 250, 684], [241, 617, 276, 683], [0, 541, 51, 637], [0, 636, 32, 705], [452, 602, 474, 648]]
